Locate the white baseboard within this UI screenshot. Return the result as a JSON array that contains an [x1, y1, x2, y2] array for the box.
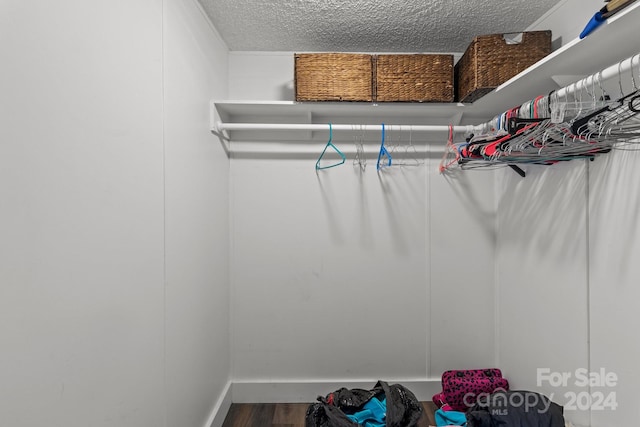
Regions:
[[204, 380, 233, 427], [231, 379, 441, 403]]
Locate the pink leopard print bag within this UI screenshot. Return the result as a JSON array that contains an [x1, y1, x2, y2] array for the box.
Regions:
[[434, 369, 509, 412]]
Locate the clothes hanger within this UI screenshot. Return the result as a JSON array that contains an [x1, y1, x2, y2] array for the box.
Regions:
[[439, 125, 460, 173], [353, 124, 366, 171], [383, 125, 422, 167], [315, 123, 346, 170], [404, 127, 423, 166], [570, 70, 617, 135], [574, 57, 640, 143], [376, 123, 392, 171]]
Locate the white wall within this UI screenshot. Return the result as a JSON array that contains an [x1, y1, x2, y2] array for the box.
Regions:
[[229, 52, 294, 101], [495, 149, 640, 427], [227, 52, 497, 401], [495, 162, 590, 426], [588, 150, 640, 427], [163, 1, 231, 427], [429, 166, 497, 375], [0, 1, 230, 426], [229, 157, 496, 401], [0, 2, 165, 425], [231, 160, 429, 382]]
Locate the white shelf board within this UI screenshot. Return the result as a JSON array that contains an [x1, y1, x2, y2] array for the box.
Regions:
[[212, 101, 468, 143], [214, 100, 467, 122]]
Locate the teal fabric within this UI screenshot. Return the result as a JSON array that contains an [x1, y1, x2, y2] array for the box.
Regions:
[[346, 397, 386, 427], [435, 408, 467, 426]]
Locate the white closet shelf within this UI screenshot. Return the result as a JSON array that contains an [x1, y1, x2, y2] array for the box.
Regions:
[[212, 1, 640, 144], [212, 101, 467, 143]]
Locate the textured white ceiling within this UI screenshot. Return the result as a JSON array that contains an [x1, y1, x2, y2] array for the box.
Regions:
[[197, 0, 558, 53]]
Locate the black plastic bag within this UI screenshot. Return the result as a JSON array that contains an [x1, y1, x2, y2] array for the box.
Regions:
[[305, 380, 423, 427]]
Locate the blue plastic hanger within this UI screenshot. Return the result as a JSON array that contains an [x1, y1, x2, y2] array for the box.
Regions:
[[376, 123, 392, 170], [315, 123, 346, 170]]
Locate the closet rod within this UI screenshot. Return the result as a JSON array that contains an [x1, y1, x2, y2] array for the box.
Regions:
[[554, 52, 638, 99], [215, 122, 475, 133]]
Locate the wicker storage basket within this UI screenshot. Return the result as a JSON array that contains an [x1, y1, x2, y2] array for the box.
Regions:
[[295, 53, 373, 102], [455, 30, 552, 103], [375, 54, 454, 102]]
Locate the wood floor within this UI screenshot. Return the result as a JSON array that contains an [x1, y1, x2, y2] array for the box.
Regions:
[[221, 401, 438, 427]]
